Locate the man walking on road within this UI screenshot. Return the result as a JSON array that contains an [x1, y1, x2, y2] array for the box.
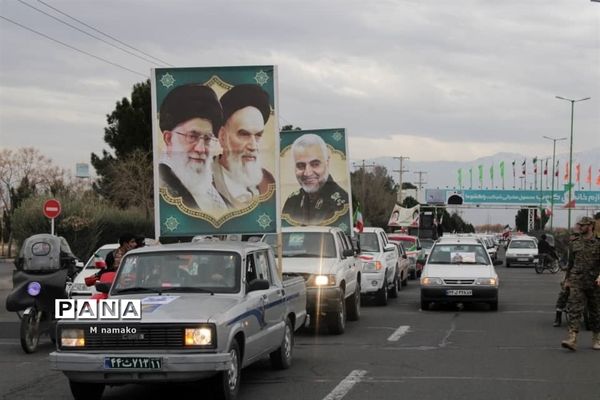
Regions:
[[561, 216, 600, 351]]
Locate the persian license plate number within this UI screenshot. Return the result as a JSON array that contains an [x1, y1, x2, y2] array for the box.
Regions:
[[446, 290, 472, 296], [517, 258, 529, 262], [104, 357, 162, 369]]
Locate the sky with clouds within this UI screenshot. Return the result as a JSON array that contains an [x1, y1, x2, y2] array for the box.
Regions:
[[1, 0, 599, 174]]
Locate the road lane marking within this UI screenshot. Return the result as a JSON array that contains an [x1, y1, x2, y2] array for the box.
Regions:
[[322, 369, 367, 400], [387, 325, 410, 342]]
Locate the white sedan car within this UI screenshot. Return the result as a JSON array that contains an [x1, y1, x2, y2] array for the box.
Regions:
[[420, 236, 501, 311], [68, 244, 117, 298]]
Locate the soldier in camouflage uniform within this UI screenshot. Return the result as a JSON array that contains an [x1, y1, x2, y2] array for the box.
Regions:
[[282, 134, 349, 226], [560, 216, 600, 351]]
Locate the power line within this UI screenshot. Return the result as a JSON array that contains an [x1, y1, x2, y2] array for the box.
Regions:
[[36, 0, 173, 67], [17, 0, 161, 66], [0, 15, 147, 77]]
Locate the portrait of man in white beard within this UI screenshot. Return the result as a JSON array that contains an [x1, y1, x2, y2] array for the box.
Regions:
[[213, 84, 275, 209], [158, 84, 228, 212]]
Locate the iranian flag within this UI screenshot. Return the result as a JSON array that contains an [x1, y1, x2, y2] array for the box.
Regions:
[[353, 203, 364, 233]]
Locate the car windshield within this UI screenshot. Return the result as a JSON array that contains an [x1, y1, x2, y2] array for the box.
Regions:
[[390, 237, 416, 249], [509, 240, 537, 249], [263, 232, 336, 258], [358, 233, 379, 252], [84, 248, 115, 269], [112, 251, 241, 294], [428, 244, 490, 265]]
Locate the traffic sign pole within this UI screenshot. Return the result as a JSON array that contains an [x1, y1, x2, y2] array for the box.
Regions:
[[43, 199, 61, 235]]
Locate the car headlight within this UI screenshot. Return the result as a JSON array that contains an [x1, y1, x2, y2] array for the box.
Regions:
[[185, 326, 214, 346], [421, 277, 443, 286], [309, 274, 336, 286], [476, 278, 498, 286], [61, 328, 85, 347], [362, 261, 383, 272]]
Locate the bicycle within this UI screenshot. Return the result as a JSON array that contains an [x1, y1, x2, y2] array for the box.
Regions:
[[535, 253, 560, 274]]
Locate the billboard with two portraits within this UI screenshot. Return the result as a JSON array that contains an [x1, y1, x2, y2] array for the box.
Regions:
[[151, 66, 279, 239], [280, 128, 353, 235]]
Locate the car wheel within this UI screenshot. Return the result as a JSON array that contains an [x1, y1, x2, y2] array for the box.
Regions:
[[270, 318, 293, 369], [69, 381, 104, 400], [401, 273, 408, 287], [215, 340, 241, 400], [489, 301, 498, 311], [388, 271, 399, 299], [327, 291, 346, 334], [346, 283, 361, 321], [376, 278, 388, 306]]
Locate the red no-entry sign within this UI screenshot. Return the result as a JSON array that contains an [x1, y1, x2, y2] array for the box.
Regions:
[[43, 199, 61, 219]]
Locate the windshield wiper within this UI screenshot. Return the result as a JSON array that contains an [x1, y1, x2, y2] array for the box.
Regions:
[[113, 287, 160, 295], [158, 287, 214, 295]]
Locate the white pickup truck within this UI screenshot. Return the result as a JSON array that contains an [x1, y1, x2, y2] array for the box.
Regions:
[[50, 242, 307, 400], [358, 227, 400, 305], [263, 226, 361, 335]]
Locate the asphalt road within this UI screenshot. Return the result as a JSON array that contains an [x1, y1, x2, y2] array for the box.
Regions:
[[1, 255, 599, 400]]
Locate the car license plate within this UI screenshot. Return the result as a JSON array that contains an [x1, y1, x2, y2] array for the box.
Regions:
[[517, 258, 529, 261], [446, 290, 472, 296], [104, 357, 162, 370]]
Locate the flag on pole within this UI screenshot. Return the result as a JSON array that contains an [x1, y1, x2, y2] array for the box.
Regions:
[[555, 160, 559, 177], [586, 165, 592, 184], [489, 164, 494, 181], [543, 159, 548, 175], [469, 167, 473, 188], [521, 160, 526, 176], [575, 163, 581, 183], [353, 202, 364, 233], [512, 160, 516, 178], [564, 161, 569, 181], [597, 169, 600, 186], [478, 165, 483, 187], [457, 168, 462, 188], [500, 161, 505, 178], [533, 157, 538, 173]]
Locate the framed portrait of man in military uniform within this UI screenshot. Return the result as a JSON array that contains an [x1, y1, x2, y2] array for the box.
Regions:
[[151, 66, 279, 239], [280, 128, 353, 234]]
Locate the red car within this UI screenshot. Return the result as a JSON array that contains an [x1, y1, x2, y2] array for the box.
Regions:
[[388, 234, 424, 279]]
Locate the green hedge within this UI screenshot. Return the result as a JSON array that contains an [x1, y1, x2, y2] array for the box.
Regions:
[[11, 193, 154, 261]]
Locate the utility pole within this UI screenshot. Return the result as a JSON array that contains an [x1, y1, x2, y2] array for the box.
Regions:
[[352, 160, 376, 217], [413, 171, 427, 203], [393, 156, 409, 205]]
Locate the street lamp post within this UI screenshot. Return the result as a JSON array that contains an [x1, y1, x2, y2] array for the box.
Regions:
[[555, 96, 591, 231], [542, 135, 566, 231]]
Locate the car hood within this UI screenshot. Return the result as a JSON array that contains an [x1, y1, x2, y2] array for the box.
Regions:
[[423, 264, 495, 278], [282, 257, 339, 275], [110, 293, 241, 323]]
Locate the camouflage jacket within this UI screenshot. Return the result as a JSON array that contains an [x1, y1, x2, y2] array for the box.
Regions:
[[567, 235, 600, 289]]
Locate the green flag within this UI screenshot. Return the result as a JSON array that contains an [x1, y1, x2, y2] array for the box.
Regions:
[[489, 165, 494, 181], [500, 161, 505, 178], [478, 165, 483, 186], [458, 168, 462, 187], [469, 167, 473, 188]]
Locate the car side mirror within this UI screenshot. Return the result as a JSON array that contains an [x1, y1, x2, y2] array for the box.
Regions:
[[417, 246, 422, 250], [342, 249, 355, 258], [493, 260, 503, 266], [248, 279, 270, 292], [75, 260, 84, 270], [384, 245, 395, 253], [95, 282, 111, 293]]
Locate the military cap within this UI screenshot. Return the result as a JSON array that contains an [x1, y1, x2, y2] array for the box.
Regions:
[[159, 84, 223, 134], [594, 211, 600, 220], [576, 216, 594, 225], [220, 84, 271, 126]]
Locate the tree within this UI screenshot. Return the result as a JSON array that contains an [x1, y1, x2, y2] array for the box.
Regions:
[[351, 165, 397, 227], [0, 147, 68, 256], [91, 80, 152, 201], [281, 125, 302, 131], [105, 149, 154, 218]]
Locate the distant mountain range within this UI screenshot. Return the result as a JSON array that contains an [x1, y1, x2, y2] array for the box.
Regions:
[[353, 147, 600, 193]]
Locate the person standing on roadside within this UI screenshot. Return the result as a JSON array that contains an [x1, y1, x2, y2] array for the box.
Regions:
[[560, 216, 600, 351]]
